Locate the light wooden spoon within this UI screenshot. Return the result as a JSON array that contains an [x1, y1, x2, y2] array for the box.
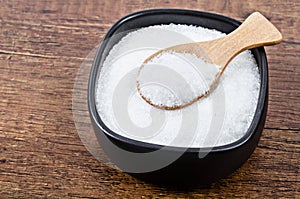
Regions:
[[136, 12, 282, 110]]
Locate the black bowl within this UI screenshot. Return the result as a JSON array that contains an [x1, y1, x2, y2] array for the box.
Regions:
[[88, 9, 268, 185]]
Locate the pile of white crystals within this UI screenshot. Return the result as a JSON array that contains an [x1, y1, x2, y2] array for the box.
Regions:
[[95, 24, 260, 148], [137, 51, 221, 107]]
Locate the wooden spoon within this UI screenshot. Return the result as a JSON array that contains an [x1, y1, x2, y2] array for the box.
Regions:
[[136, 12, 282, 110]]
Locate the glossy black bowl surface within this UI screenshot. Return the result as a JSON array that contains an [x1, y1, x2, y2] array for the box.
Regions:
[[88, 9, 268, 185]]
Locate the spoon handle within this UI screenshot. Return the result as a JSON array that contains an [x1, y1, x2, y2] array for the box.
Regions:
[[201, 12, 283, 69]]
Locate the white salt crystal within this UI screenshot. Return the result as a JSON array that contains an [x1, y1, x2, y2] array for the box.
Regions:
[[137, 51, 220, 107], [95, 24, 260, 147]]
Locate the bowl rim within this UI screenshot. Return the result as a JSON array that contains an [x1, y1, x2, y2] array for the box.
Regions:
[[88, 8, 268, 154]]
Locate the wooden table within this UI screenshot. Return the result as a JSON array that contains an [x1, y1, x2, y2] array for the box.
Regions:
[[1, 0, 299, 198]]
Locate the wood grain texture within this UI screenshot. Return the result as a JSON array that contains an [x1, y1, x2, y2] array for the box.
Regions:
[[0, 0, 299, 198]]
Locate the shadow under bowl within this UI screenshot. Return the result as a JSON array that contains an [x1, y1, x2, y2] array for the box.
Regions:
[[88, 9, 268, 186]]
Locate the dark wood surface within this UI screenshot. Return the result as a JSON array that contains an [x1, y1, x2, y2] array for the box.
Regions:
[[0, 0, 299, 198]]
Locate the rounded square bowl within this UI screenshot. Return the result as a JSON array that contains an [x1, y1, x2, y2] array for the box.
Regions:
[[88, 9, 268, 185]]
